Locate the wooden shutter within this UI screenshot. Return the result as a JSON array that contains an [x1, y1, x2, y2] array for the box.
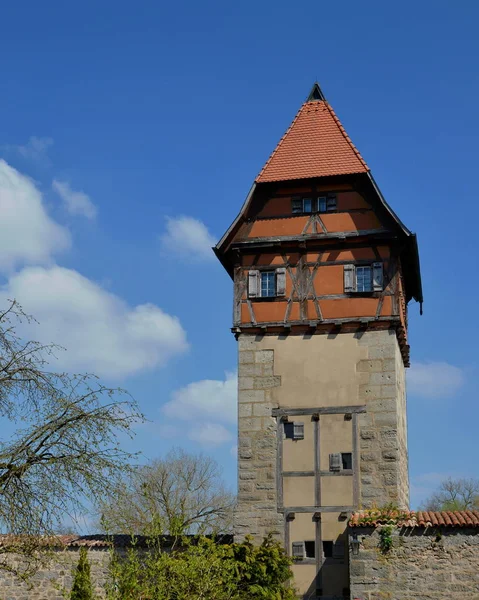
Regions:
[[292, 541, 305, 558], [373, 262, 383, 291], [344, 264, 356, 293], [291, 197, 302, 213], [276, 267, 286, 296], [333, 540, 345, 558], [329, 453, 342, 472], [248, 270, 260, 298], [293, 422, 304, 440]]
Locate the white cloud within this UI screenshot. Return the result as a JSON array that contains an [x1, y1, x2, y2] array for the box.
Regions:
[[52, 179, 97, 220], [0, 160, 71, 272], [188, 422, 233, 447], [162, 371, 237, 424], [407, 361, 465, 399], [17, 136, 54, 163], [2, 136, 54, 164], [0, 265, 188, 379], [159, 216, 216, 262], [230, 445, 238, 458]]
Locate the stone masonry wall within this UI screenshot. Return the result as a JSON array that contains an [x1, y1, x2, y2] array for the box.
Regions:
[[236, 334, 283, 543], [349, 527, 479, 599], [236, 329, 410, 543], [356, 329, 409, 508], [0, 548, 111, 599]]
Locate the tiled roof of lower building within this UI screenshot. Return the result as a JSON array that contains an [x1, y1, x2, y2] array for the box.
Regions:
[[350, 509, 479, 528], [0, 533, 234, 548]]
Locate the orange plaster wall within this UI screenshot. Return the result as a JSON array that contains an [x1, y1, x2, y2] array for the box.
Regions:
[[321, 212, 382, 233], [256, 196, 292, 217], [248, 217, 308, 237], [314, 265, 344, 295], [336, 191, 370, 210], [321, 248, 380, 262], [250, 301, 286, 323], [319, 298, 378, 319]]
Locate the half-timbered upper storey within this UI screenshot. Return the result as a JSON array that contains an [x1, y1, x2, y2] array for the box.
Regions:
[[215, 84, 422, 365]]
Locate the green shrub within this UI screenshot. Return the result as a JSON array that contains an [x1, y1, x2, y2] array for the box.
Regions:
[[106, 535, 295, 600], [71, 547, 93, 600]]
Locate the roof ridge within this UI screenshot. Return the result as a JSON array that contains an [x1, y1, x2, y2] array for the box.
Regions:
[[322, 101, 369, 171], [255, 103, 306, 182]]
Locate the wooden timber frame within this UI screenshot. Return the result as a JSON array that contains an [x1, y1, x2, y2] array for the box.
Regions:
[[232, 238, 412, 366], [277, 404, 363, 589]]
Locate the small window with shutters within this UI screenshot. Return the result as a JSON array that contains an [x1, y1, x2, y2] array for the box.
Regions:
[[292, 541, 305, 559], [248, 268, 287, 299], [284, 422, 304, 440], [344, 263, 383, 293]]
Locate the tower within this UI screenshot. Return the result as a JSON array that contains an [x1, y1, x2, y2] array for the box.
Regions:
[[215, 83, 422, 599]]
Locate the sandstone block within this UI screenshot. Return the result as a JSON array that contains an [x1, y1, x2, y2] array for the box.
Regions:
[[255, 350, 274, 363], [239, 351, 254, 364]]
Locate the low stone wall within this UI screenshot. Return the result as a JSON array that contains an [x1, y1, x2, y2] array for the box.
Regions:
[[0, 547, 111, 599], [349, 526, 479, 599]]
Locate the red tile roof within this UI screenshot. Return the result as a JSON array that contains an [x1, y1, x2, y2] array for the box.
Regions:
[[256, 101, 369, 183], [350, 509, 479, 528]]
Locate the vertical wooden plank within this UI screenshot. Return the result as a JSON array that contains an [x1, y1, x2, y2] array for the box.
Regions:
[[276, 419, 284, 510], [315, 515, 322, 594], [352, 413, 360, 508], [314, 417, 321, 506], [284, 515, 290, 556]]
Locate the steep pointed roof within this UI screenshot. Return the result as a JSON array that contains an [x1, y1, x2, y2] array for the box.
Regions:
[[256, 83, 369, 183]]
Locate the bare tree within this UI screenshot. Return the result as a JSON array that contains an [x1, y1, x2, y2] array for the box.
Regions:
[[97, 448, 235, 536], [421, 477, 479, 511], [0, 300, 143, 573]]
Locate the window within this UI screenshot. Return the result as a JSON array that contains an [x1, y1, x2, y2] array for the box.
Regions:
[[292, 541, 305, 559], [344, 263, 383, 293], [303, 198, 313, 213], [329, 452, 352, 471], [341, 452, 352, 470], [260, 271, 276, 298], [323, 540, 345, 559], [322, 541, 333, 558], [356, 266, 372, 292], [248, 268, 286, 298], [284, 421, 304, 440], [291, 194, 337, 214], [318, 195, 337, 212], [304, 541, 315, 558]]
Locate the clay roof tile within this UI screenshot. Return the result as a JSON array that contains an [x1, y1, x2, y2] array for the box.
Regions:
[[256, 100, 369, 183], [350, 509, 479, 528]]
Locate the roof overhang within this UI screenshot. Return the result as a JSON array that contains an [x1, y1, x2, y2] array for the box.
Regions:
[[214, 172, 423, 308]]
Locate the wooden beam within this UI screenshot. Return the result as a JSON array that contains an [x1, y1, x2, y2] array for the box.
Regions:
[[276, 419, 284, 510], [280, 506, 354, 514], [320, 470, 353, 477], [352, 413, 360, 508], [272, 406, 366, 417], [231, 228, 391, 247], [282, 471, 315, 477], [314, 418, 321, 506]]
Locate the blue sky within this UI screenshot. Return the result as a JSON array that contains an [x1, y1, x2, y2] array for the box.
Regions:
[[0, 0, 477, 513]]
